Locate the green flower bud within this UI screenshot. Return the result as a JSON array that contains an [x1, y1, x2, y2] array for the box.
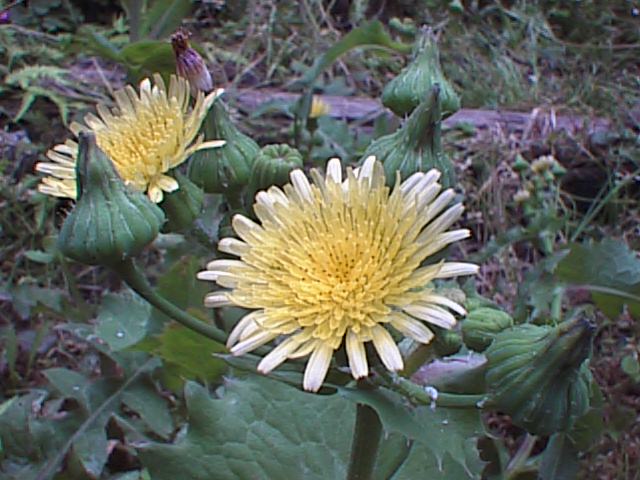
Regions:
[[382, 27, 460, 118], [462, 307, 514, 352], [159, 172, 204, 233], [551, 162, 567, 177], [512, 154, 529, 172], [485, 318, 594, 435], [188, 97, 259, 195], [246, 144, 303, 204], [433, 327, 463, 357], [58, 132, 165, 266], [360, 85, 455, 187]]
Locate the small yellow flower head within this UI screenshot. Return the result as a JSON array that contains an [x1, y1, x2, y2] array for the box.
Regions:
[[513, 189, 531, 203], [36, 74, 225, 203], [530, 155, 556, 175], [198, 156, 478, 392], [309, 96, 331, 119]]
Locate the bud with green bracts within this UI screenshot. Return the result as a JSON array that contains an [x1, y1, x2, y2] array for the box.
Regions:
[[462, 307, 514, 352], [246, 144, 303, 206], [58, 132, 165, 266], [188, 96, 259, 195], [382, 27, 460, 118], [159, 172, 204, 233], [360, 85, 455, 187], [433, 326, 463, 357], [484, 318, 594, 436]]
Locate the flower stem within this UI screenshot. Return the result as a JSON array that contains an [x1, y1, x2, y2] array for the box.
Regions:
[[504, 433, 537, 480], [346, 382, 383, 480], [384, 372, 488, 409], [113, 257, 228, 345]]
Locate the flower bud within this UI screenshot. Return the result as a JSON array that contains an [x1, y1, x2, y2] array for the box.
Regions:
[[188, 96, 259, 196], [462, 307, 514, 352], [246, 144, 303, 205], [361, 85, 455, 187], [512, 154, 529, 172], [382, 27, 460, 117], [159, 172, 204, 233], [433, 327, 463, 357], [58, 132, 165, 266], [485, 318, 594, 435]]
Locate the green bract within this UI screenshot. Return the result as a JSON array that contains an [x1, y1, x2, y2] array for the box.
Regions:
[[58, 132, 165, 266], [188, 97, 259, 195], [246, 144, 303, 204], [485, 319, 593, 435], [462, 307, 514, 352], [360, 86, 455, 187], [382, 28, 460, 118], [159, 172, 204, 233]]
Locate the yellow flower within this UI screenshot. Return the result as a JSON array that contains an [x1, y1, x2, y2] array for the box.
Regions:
[[36, 74, 225, 203], [309, 96, 331, 119], [198, 157, 478, 391]]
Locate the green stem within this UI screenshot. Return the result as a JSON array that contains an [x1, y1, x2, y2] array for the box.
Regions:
[[113, 257, 228, 345], [504, 433, 537, 480], [346, 382, 383, 480], [401, 343, 437, 378], [226, 191, 245, 213], [386, 373, 488, 409]]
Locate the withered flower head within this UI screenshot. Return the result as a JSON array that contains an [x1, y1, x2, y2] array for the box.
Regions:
[[171, 28, 214, 95]]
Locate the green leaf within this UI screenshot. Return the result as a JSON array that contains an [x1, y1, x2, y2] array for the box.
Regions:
[[621, 354, 640, 382], [121, 380, 174, 439], [95, 290, 151, 351], [296, 20, 411, 87], [23, 250, 54, 264], [556, 239, 640, 318], [43, 368, 92, 410], [9, 284, 64, 319], [138, 376, 354, 479], [35, 358, 161, 480], [538, 433, 580, 480], [341, 387, 483, 478], [156, 256, 211, 314], [140, 0, 193, 40], [78, 25, 124, 62], [136, 324, 226, 391], [390, 444, 482, 480], [120, 41, 176, 81]]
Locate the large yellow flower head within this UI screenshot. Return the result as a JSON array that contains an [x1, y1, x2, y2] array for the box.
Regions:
[[36, 74, 224, 203], [198, 157, 478, 391]]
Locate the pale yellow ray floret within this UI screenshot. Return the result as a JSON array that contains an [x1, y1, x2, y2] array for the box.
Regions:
[[198, 156, 478, 392], [35, 74, 225, 203]]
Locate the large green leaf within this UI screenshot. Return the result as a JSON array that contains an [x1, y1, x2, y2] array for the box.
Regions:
[[341, 387, 484, 478], [120, 41, 176, 82], [556, 239, 640, 318], [296, 20, 410, 87], [138, 376, 355, 479], [391, 445, 481, 480], [95, 289, 151, 351], [135, 324, 226, 392], [140, 0, 192, 40]]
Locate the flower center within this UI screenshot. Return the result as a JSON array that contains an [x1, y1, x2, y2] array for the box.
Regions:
[[94, 100, 182, 190]]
